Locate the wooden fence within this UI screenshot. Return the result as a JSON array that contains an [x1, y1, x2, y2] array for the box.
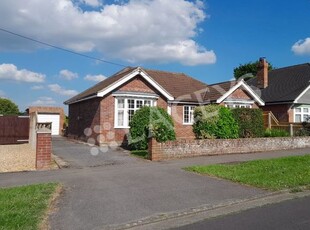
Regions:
[[0, 115, 30, 144], [263, 111, 303, 136]]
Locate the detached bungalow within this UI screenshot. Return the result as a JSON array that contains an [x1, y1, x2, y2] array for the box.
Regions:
[[64, 67, 264, 145], [248, 58, 310, 123]]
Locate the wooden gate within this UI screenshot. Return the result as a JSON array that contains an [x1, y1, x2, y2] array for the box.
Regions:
[[0, 115, 30, 144]]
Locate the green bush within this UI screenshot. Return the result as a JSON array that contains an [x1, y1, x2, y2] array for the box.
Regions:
[[264, 128, 290, 137], [193, 105, 239, 139], [129, 106, 176, 150], [231, 108, 264, 138], [295, 119, 310, 136]]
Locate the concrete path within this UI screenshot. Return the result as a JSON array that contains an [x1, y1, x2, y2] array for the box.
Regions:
[[0, 138, 309, 230]]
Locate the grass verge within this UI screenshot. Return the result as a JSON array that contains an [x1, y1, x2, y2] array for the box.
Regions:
[[0, 183, 60, 230], [185, 155, 310, 191], [131, 150, 148, 159]]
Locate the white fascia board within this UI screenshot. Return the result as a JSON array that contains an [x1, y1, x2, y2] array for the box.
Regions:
[[294, 84, 310, 103], [97, 68, 174, 101], [64, 95, 98, 105], [224, 100, 254, 104], [216, 80, 265, 106], [112, 92, 159, 99]]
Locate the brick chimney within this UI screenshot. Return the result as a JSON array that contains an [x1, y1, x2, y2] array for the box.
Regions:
[[257, 57, 269, 89]]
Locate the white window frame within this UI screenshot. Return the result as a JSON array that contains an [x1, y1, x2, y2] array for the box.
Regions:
[[294, 106, 310, 123], [114, 98, 155, 128], [225, 103, 252, 109], [224, 100, 253, 109], [183, 105, 195, 125]]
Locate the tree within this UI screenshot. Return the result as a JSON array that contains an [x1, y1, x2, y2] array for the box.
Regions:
[[234, 61, 274, 80], [0, 98, 20, 115]]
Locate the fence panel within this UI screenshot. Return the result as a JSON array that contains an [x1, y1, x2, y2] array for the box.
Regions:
[[0, 116, 30, 144]]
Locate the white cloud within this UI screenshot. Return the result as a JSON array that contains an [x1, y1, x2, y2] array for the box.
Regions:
[[32, 97, 56, 105], [0, 63, 45, 83], [292, 38, 310, 55], [84, 74, 106, 82], [31, 85, 44, 90], [0, 0, 215, 65], [48, 84, 78, 96], [59, 69, 78, 80]]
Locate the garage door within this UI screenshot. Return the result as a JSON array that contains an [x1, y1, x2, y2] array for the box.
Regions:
[[37, 114, 60, 135]]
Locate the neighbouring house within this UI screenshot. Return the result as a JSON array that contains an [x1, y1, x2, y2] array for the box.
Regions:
[[64, 67, 264, 146], [247, 58, 310, 123], [27, 106, 65, 135]]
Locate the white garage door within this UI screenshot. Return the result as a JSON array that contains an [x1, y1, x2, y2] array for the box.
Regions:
[[37, 114, 60, 135]]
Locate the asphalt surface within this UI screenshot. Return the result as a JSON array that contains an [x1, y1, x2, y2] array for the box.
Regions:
[[173, 196, 310, 230], [52, 136, 138, 168], [1, 137, 310, 229]]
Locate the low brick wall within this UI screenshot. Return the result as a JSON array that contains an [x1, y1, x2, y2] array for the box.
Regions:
[[148, 137, 310, 161]]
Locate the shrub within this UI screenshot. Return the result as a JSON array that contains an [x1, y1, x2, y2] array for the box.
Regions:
[[129, 106, 176, 150], [193, 105, 239, 139], [264, 128, 290, 137], [231, 108, 264, 138], [295, 118, 310, 136]]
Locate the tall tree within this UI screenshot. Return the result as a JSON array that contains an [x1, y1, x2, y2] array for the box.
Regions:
[[234, 61, 274, 80], [0, 98, 20, 115]]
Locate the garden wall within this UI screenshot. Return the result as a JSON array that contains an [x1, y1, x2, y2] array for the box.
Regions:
[[148, 137, 310, 161]]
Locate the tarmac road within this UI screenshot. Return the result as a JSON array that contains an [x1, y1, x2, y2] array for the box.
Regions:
[[173, 196, 310, 230]]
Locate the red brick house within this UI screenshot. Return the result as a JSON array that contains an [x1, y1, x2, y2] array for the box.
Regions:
[[247, 58, 310, 123], [64, 67, 264, 145]]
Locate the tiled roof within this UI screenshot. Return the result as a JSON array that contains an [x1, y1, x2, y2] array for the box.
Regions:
[[64, 67, 135, 104], [203, 81, 238, 102], [64, 67, 208, 104], [247, 63, 310, 103]]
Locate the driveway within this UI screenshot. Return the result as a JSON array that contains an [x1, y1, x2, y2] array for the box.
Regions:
[[1, 138, 309, 230], [52, 136, 139, 168]]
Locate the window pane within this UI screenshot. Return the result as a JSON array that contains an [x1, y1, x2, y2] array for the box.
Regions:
[[117, 99, 124, 108], [117, 111, 124, 126], [295, 108, 301, 113], [128, 99, 134, 109], [189, 107, 195, 123], [303, 108, 309, 113], [303, 114, 309, 122], [136, 100, 143, 109], [128, 109, 135, 122], [295, 114, 302, 122], [184, 106, 189, 123], [144, 100, 151, 106]]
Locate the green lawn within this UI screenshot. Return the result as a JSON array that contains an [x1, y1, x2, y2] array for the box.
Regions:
[[0, 183, 59, 230], [185, 155, 310, 191]]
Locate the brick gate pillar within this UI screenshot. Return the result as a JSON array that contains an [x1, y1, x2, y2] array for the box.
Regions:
[[36, 128, 52, 169]]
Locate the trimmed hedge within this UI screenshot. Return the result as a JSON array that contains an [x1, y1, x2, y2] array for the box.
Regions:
[[129, 106, 176, 150], [231, 108, 264, 138], [193, 105, 239, 139]]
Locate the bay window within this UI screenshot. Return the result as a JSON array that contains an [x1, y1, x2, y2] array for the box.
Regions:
[[115, 98, 155, 128]]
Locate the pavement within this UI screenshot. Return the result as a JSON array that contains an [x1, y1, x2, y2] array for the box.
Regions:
[[0, 136, 310, 230]]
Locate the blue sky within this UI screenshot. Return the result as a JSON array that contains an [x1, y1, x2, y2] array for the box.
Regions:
[[0, 0, 309, 113]]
